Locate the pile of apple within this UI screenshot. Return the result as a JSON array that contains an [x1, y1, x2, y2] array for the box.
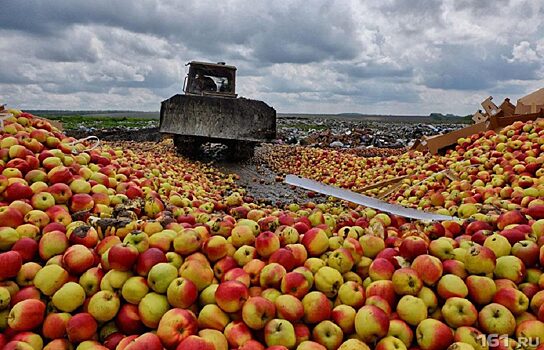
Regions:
[[263, 120, 544, 221], [0, 110, 543, 350]]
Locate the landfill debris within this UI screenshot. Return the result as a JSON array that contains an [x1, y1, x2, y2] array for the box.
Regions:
[[277, 116, 466, 149]]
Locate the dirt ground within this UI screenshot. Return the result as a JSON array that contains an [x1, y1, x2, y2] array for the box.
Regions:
[[215, 147, 326, 206]]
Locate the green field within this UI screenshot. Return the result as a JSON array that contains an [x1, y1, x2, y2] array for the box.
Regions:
[[32, 113, 158, 130]]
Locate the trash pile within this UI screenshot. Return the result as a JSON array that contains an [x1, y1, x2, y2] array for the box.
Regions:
[[277, 116, 466, 149]]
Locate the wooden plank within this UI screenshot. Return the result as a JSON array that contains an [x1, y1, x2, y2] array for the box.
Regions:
[[359, 175, 409, 193], [378, 180, 405, 200]]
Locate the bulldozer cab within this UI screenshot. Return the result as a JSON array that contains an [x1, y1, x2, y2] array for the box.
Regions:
[[184, 61, 237, 98]]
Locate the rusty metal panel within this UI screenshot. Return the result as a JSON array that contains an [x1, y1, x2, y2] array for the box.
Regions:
[[160, 94, 276, 142]]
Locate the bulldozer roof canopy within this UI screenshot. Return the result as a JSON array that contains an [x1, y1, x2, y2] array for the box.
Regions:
[[188, 61, 237, 71]]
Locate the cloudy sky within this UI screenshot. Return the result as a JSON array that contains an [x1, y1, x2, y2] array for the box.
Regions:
[[1, 0, 543, 115]]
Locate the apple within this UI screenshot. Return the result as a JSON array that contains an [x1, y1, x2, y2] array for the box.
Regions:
[[199, 284, 219, 306], [337, 280, 365, 309], [484, 233, 512, 257], [47, 166, 73, 184], [376, 336, 408, 350], [223, 321, 253, 348], [238, 340, 266, 350], [0, 206, 25, 228], [47, 183, 72, 204], [166, 277, 197, 309], [197, 304, 229, 331], [453, 326, 487, 350], [8, 299, 46, 331], [38, 230, 69, 261], [138, 292, 170, 328], [42, 312, 72, 340], [202, 235, 229, 262], [392, 267, 423, 296], [514, 320, 544, 345], [415, 319, 454, 350], [120, 276, 149, 305], [115, 303, 145, 335], [79, 267, 104, 297], [354, 305, 389, 343], [269, 248, 297, 271], [442, 297, 478, 328], [396, 295, 428, 326], [280, 271, 311, 299], [496, 210, 527, 230], [198, 329, 229, 350], [264, 319, 296, 349], [176, 335, 214, 350], [366, 280, 396, 307], [33, 264, 68, 296], [147, 262, 178, 294], [24, 209, 50, 228], [15, 223, 40, 239], [88, 290, 121, 322], [0, 251, 22, 280], [443, 259, 468, 279], [302, 291, 331, 324], [65, 223, 98, 247], [45, 206, 72, 227], [369, 258, 395, 281], [366, 295, 392, 316], [231, 224, 256, 247], [259, 263, 287, 289], [463, 245, 496, 275], [51, 282, 86, 312], [223, 267, 251, 287], [242, 296, 276, 330], [359, 234, 385, 258], [0, 286, 11, 309], [314, 266, 344, 298], [399, 236, 428, 261], [331, 304, 356, 335], [135, 248, 167, 276], [179, 259, 214, 292], [215, 280, 249, 313], [255, 231, 281, 258], [494, 255, 526, 284], [30, 191, 55, 211], [312, 320, 343, 350], [466, 275, 496, 305], [156, 308, 198, 349], [62, 244, 96, 275], [4, 182, 33, 201], [437, 274, 468, 299], [9, 286, 40, 306], [275, 294, 304, 322], [429, 237, 455, 260], [301, 228, 329, 257], [338, 339, 371, 350], [493, 287, 529, 315], [478, 303, 516, 335], [387, 319, 413, 347], [411, 254, 443, 286], [105, 243, 139, 272], [66, 312, 98, 343], [511, 240, 540, 267]]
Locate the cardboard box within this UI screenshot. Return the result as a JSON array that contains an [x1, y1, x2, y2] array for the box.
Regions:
[[412, 89, 544, 155]]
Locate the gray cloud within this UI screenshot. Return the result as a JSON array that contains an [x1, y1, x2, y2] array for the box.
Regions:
[[1, 0, 543, 114]]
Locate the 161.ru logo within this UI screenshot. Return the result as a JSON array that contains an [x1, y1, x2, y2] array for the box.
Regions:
[[477, 334, 540, 348]]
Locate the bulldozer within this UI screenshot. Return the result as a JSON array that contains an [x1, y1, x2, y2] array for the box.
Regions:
[[159, 61, 276, 158]]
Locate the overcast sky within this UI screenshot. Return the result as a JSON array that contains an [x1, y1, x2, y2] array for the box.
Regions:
[[1, 0, 543, 115]]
